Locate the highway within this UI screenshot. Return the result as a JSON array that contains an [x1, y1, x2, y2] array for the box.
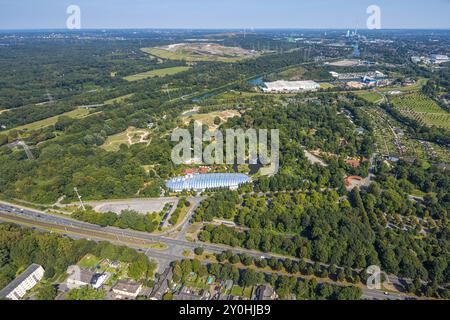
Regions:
[[0, 200, 415, 300]]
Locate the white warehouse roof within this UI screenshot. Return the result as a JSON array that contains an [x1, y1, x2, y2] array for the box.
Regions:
[[262, 80, 320, 93], [166, 173, 251, 192]]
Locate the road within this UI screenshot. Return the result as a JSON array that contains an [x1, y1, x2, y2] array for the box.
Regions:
[[0, 200, 415, 300]]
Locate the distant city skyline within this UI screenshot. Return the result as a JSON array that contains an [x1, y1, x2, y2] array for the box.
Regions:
[[0, 0, 450, 30]]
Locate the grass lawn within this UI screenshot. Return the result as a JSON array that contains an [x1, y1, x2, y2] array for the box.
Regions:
[[230, 285, 244, 296], [123, 66, 191, 82], [3, 108, 91, 133], [230, 285, 253, 297], [243, 287, 253, 298], [356, 91, 383, 103], [105, 93, 135, 105], [77, 254, 101, 269]]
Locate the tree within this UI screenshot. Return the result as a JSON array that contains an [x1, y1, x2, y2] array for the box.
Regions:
[[162, 292, 173, 300], [194, 247, 204, 256], [240, 269, 258, 287], [66, 286, 106, 300], [37, 283, 58, 300], [336, 287, 362, 300]]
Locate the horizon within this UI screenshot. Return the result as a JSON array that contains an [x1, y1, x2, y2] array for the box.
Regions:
[[2, 27, 450, 31], [1, 0, 450, 30]]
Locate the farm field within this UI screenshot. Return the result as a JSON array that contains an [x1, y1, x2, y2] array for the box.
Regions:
[[141, 43, 260, 62], [101, 126, 151, 152], [390, 93, 450, 129], [3, 108, 91, 133], [123, 66, 191, 82]]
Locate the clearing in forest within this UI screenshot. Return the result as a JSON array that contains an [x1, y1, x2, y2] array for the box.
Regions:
[[2, 108, 91, 133], [105, 93, 135, 105], [101, 127, 151, 152], [181, 109, 241, 131]]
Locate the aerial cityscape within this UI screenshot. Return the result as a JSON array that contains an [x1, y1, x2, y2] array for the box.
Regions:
[[0, 0, 448, 309]]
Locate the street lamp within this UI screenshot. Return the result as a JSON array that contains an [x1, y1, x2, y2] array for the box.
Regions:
[[74, 187, 86, 211]]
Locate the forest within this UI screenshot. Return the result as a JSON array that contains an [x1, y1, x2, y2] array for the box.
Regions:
[[170, 258, 363, 300], [195, 158, 449, 297]]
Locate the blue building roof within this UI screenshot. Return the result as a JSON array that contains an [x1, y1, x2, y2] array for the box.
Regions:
[[166, 173, 251, 192]]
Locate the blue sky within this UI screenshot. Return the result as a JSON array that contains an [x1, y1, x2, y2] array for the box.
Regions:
[[0, 0, 449, 30]]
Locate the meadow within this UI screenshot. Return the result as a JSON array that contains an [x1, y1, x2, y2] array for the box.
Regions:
[[104, 93, 135, 105], [123, 66, 191, 82], [3, 108, 91, 133]]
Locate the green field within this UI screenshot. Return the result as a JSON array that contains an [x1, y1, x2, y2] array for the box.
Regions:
[[356, 91, 383, 103], [123, 66, 191, 82], [274, 66, 307, 80], [4, 108, 91, 133], [105, 93, 135, 105], [390, 93, 450, 129]]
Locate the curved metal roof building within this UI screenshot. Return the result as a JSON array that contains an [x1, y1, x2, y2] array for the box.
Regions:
[[166, 173, 251, 192]]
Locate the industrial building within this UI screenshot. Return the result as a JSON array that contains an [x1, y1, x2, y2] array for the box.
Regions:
[[262, 80, 320, 93], [0, 264, 45, 300], [166, 173, 251, 192]]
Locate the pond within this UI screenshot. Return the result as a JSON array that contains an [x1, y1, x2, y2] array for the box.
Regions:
[[247, 76, 264, 86]]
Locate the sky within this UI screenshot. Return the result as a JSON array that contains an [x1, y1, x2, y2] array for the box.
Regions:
[[0, 0, 450, 30]]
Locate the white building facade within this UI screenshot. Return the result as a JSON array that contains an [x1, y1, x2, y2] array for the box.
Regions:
[[0, 264, 45, 300]]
